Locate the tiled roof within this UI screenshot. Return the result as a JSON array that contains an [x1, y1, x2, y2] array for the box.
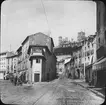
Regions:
[[7, 52, 16, 58], [0, 51, 8, 55]]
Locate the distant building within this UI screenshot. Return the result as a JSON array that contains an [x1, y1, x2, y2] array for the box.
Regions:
[[58, 36, 63, 46], [16, 46, 22, 74], [72, 46, 82, 79], [62, 35, 97, 80], [77, 31, 86, 42], [64, 57, 71, 77], [6, 52, 18, 74], [56, 59, 65, 74], [54, 41, 82, 75], [0, 51, 8, 79]]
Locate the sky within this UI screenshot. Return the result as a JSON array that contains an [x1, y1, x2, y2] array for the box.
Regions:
[[1, 0, 96, 52]]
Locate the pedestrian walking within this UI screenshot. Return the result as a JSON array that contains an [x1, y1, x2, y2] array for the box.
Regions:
[[14, 72, 17, 86], [17, 72, 22, 85]]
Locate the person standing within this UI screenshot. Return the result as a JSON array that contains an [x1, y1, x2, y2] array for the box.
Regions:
[[14, 72, 17, 86]]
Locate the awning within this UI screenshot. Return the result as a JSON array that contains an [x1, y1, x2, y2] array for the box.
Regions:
[[92, 57, 106, 71]]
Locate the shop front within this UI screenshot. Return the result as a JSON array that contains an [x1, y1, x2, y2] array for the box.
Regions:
[[85, 64, 92, 83], [92, 57, 106, 87]]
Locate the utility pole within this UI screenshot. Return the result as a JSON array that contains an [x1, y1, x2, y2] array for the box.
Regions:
[[40, 0, 52, 37], [83, 39, 86, 82]]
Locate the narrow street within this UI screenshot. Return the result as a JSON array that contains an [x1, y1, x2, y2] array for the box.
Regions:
[[0, 78, 104, 105]]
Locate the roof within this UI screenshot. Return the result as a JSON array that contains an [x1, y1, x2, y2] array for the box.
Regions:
[[21, 32, 54, 46], [51, 38, 54, 47], [7, 52, 17, 58], [0, 51, 8, 56], [54, 46, 81, 55], [80, 34, 96, 43], [22, 36, 29, 45], [16, 46, 22, 52]]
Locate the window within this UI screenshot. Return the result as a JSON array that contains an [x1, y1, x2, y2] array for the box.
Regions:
[[88, 56, 90, 60], [91, 49, 94, 55], [87, 42, 90, 48], [36, 58, 40, 63], [92, 43, 94, 47]]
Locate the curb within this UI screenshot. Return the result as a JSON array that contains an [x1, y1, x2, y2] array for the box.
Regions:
[[73, 82, 105, 99]]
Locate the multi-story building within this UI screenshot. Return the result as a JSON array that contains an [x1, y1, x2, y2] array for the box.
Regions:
[[81, 35, 97, 82], [27, 45, 56, 82], [0, 51, 8, 79], [56, 59, 65, 75], [81, 35, 96, 66], [54, 41, 82, 76], [6, 52, 18, 74], [92, 1, 106, 87], [73, 46, 82, 79], [16, 32, 56, 82], [64, 57, 72, 78], [16, 46, 22, 74], [67, 35, 97, 80]]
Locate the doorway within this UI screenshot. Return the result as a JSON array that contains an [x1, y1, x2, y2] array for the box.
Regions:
[[47, 73, 50, 82], [34, 73, 40, 82]]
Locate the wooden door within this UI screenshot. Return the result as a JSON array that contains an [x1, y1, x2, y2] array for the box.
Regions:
[[34, 73, 40, 82]]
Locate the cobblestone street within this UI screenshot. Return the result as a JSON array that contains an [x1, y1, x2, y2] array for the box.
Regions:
[[0, 79, 104, 105]]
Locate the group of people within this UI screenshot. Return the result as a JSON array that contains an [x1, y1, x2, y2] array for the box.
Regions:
[[13, 72, 22, 86], [8, 72, 27, 86]]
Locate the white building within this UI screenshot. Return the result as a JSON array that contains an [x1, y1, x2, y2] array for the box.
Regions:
[[16, 32, 56, 82], [71, 35, 97, 80], [81, 35, 97, 81], [0, 52, 8, 79], [81, 35, 97, 66], [6, 52, 18, 73]]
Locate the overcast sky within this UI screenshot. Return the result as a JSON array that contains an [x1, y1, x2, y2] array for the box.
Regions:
[[1, 0, 96, 52]]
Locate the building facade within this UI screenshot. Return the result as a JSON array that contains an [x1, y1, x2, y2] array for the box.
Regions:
[[16, 32, 56, 82], [0, 52, 8, 79], [16, 46, 22, 75], [81, 35, 97, 82], [6, 52, 18, 74], [65, 35, 97, 80], [27, 45, 56, 82], [92, 1, 106, 87], [73, 46, 82, 79], [54, 41, 82, 76]]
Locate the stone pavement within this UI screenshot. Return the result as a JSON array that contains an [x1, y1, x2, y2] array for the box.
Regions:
[[72, 79, 105, 99], [1, 79, 104, 105]]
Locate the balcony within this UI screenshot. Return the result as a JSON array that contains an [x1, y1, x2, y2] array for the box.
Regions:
[[29, 52, 46, 61], [31, 52, 42, 56]]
